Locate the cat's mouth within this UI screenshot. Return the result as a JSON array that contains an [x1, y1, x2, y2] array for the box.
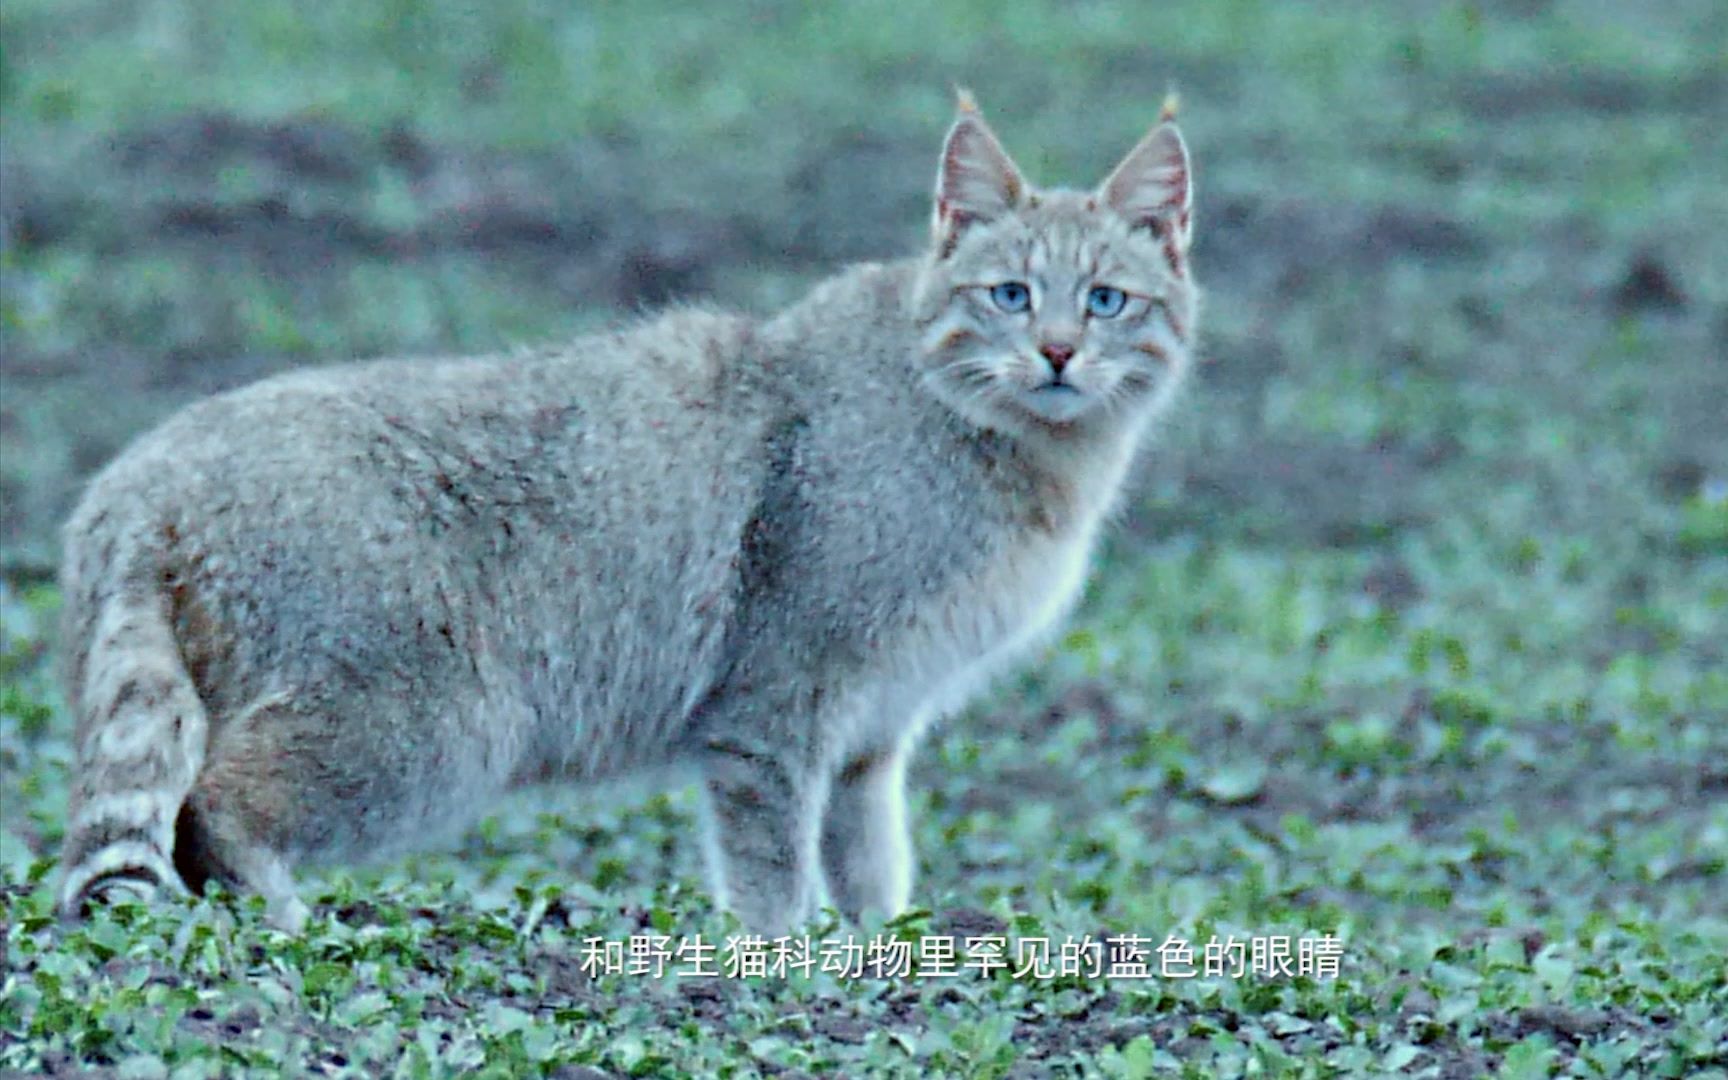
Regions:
[[1020, 381, 1091, 422]]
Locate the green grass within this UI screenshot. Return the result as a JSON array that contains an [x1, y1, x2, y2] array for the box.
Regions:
[[3, 0, 1727, 1075]]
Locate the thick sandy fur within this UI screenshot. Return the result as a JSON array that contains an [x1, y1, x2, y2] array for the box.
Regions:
[[56, 96, 1200, 933]]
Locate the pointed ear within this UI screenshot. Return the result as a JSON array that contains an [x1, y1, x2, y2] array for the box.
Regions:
[[932, 91, 1026, 254], [1099, 121, 1193, 253]]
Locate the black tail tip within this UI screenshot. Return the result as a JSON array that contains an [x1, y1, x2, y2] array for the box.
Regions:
[[58, 868, 163, 922]]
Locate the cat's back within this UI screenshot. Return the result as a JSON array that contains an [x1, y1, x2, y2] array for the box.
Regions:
[[60, 308, 774, 709], [71, 308, 766, 539]]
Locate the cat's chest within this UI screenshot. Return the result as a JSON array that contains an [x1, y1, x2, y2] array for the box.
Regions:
[[951, 528, 1092, 654], [864, 524, 1098, 730]]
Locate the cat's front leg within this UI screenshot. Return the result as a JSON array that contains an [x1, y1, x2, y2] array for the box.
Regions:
[[820, 742, 913, 925], [696, 735, 828, 935]]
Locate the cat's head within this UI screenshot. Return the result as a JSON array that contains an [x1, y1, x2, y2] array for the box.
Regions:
[[913, 91, 1198, 441]]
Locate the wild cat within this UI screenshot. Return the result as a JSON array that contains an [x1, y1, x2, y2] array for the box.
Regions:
[[56, 92, 1198, 934]]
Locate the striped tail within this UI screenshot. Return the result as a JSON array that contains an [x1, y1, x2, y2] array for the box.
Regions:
[[56, 584, 207, 919]]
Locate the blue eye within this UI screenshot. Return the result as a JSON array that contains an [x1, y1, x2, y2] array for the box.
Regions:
[[1086, 286, 1127, 318], [989, 281, 1031, 313]]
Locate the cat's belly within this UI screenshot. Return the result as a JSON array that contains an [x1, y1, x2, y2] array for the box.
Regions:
[[499, 568, 736, 782]]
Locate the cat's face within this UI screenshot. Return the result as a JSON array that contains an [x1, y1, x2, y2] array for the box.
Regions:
[[913, 94, 1198, 440]]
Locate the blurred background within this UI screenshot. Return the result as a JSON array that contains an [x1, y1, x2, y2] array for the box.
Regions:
[[3, 0, 1721, 574], [2, 0, 1726, 1070]]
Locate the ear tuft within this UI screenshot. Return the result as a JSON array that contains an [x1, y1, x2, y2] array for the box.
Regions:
[[1099, 119, 1193, 254], [932, 94, 1026, 255]]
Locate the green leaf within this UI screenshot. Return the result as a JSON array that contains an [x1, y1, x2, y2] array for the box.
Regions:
[[1197, 760, 1268, 804]]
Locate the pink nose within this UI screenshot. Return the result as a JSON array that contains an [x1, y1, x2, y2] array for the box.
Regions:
[[1040, 342, 1075, 372]]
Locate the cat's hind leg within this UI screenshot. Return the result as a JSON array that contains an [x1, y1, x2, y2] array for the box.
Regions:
[[170, 683, 499, 933]]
